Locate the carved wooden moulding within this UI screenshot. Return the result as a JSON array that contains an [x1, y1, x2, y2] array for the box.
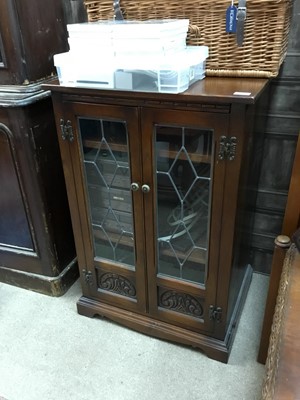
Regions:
[[98, 272, 136, 299], [159, 288, 204, 318]]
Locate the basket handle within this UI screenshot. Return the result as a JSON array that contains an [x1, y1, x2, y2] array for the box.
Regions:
[[189, 24, 201, 38], [236, 0, 247, 46], [113, 0, 124, 20]]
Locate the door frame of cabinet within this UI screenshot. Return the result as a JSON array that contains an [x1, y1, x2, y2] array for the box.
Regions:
[[55, 101, 149, 313], [140, 107, 231, 334]]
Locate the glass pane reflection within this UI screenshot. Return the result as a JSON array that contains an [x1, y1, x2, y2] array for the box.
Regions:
[[155, 125, 213, 285], [79, 118, 135, 268]]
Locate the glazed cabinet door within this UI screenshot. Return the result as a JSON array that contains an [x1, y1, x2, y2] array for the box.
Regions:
[[56, 102, 147, 313], [141, 107, 229, 333]]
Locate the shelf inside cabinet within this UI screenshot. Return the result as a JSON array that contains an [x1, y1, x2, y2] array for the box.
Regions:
[[84, 139, 127, 154], [83, 138, 211, 163], [158, 148, 211, 164], [93, 228, 134, 247], [159, 245, 207, 265]]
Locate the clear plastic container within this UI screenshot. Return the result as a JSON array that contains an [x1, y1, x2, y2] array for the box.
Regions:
[[54, 45, 209, 93], [114, 46, 209, 92]]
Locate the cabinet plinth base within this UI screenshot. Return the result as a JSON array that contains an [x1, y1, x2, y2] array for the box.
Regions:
[[77, 296, 229, 362], [77, 265, 252, 363], [0, 258, 79, 297]]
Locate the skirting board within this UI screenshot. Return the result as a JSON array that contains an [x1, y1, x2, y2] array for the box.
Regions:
[[0, 258, 79, 296]]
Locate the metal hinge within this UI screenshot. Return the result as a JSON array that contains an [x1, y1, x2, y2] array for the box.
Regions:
[[218, 136, 237, 161], [82, 269, 93, 286], [209, 305, 222, 323], [60, 119, 74, 142]]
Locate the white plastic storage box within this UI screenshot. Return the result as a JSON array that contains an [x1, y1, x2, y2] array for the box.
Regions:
[[67, 19, 189, 55], [54, 45, 209, 93]]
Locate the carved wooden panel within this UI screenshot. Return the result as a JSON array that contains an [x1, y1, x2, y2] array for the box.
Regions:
[[98, 272, 137, 299], [158, 288, 204, 318]]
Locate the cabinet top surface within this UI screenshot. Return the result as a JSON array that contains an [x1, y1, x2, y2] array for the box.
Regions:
[[44, 77, 269, 105]]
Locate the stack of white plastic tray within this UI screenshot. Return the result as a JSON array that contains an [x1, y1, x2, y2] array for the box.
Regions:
[[67, 19, 189, 55], [54, 19, 209, 93]]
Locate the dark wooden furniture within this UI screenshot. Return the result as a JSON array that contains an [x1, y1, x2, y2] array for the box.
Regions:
[[0, 1, 88, 295], [258, 132, 300, 364], [0, 87, 77, 296], [0, 0, 73, 87], [45, 77, 269, 362]]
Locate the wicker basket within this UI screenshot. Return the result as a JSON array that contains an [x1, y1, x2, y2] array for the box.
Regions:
[[83, 0, 293, 78]]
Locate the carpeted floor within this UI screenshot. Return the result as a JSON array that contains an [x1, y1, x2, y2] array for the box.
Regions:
[[0, 273, 269, 400]]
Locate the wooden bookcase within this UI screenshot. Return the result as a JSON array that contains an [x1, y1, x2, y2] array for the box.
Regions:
[[45, 77, 269, 361]]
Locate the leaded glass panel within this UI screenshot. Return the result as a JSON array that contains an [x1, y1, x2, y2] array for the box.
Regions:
[[155, 125, 213, 285], [79, 117, 135, 268]]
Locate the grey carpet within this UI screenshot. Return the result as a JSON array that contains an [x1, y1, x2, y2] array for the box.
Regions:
[[0, 273, 269, 400]]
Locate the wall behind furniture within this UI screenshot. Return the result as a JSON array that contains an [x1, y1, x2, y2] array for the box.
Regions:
[[251, 0, 300, 274]]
